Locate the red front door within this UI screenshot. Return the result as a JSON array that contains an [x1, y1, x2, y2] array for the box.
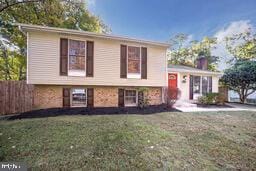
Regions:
[[168, 73, 178, 99]]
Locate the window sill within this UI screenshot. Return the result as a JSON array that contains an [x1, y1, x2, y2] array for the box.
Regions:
[[125, 103, 137, 107], [127, 73, 141, 79], [71, 105, 87, 108], [68, 70, 86, 77]]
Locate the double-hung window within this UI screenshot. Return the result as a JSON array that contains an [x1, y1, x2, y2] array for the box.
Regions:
[[68, 40, 86, 76], [127, 46, 141, 78], [71, 88, 87, 107], [124, 90, 137, 106]]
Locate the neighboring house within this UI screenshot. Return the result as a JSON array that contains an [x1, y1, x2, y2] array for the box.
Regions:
[[168, 58, 222, 101], [19, 24, 169, 109]]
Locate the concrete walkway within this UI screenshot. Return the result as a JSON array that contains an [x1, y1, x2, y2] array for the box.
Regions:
[[226, 103, 256, 111], [175, 102, 256, 112]]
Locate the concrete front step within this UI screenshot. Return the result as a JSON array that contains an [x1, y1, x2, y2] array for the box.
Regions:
[[173, 100, 197, 108]]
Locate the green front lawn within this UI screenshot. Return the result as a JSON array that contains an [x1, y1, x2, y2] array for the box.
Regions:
[[0, 111, 256, 170]]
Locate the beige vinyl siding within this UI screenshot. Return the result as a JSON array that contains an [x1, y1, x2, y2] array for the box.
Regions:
[[212, 76, 219, 93], [27, 31, 167, 87]]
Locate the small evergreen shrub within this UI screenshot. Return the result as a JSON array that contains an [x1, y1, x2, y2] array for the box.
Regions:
[[137, 87, 150, 108], [198, 96, 209, 105], [198, 93, 225, 105]]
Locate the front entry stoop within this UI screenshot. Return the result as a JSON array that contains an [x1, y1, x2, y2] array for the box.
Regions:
[[173, 100, 197, 108]]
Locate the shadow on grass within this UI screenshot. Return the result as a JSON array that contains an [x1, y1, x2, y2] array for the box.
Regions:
[[4, 105, 180, 120]]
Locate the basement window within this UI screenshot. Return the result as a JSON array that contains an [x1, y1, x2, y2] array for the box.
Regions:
[[71, 88, 87, 107], [124, 90, 137, 106]]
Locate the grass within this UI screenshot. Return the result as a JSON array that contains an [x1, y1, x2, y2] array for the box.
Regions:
[[0, 111, 256, 170]]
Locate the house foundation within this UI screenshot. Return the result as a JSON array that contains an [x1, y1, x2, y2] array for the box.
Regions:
[[33, 85, 163, 109]]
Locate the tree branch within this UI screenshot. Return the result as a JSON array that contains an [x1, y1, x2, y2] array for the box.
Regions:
[[0, 0, 41, 13], [246, 90, 256, 97]]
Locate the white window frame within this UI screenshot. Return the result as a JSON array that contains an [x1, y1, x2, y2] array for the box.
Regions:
[[70, 88, 87, 107], [193, 75, 201, 94], [202, 76, 212, 94], [68, 39, 86, 77], [124, 89, 138, 107], [192, 75, 213, 100], [127, 46, 141, 79]]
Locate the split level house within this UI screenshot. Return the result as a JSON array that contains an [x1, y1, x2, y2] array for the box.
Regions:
[[20, 24, 221, 109], [19, 24, 169, 109]]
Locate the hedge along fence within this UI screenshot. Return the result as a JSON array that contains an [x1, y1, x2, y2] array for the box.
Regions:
[[0, 81, 34, 115]]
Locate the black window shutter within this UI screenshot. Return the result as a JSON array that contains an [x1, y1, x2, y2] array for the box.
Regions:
[[189, 75, 193, 100], [120, 45, 127, 78], [63, 88, 70, 107], [118, 89, 125, 107], [141, 47, 147, 79], [86, 41, 94, 77], [60, 38, 68, 76], [87, 88, 94, 107]]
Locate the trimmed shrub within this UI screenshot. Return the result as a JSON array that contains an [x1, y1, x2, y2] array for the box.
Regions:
[[198, 96, 209, 105], [198, 93, 225, 105]]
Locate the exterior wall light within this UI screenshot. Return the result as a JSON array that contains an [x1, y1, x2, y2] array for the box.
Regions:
[[182, 75, 187, 83]]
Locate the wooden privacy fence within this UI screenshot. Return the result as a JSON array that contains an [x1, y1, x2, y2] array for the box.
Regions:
[[219, 86, 229, 102], [0, 81, 34, 115]]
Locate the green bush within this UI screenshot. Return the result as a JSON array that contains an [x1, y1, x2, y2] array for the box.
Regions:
[[137, 87, 150, 108], [206, 93, 219, 104], [198, 93, 224, 105], [198, 96, 209, 105]]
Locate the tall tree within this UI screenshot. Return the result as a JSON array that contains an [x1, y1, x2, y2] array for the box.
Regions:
[[0, 0, 110, 80], [225, 30, 256, 60], [168, 33, 195, 66], [221, 60, 256, 103], [168, 34, 219, 71], [191, 37, 219, 71], [0, 39, 25, 80]]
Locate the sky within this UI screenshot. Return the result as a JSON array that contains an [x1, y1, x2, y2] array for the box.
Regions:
[[87, 0, 256, 70]]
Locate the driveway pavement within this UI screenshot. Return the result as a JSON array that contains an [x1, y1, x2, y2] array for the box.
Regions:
[[175, 102, 256, 112]]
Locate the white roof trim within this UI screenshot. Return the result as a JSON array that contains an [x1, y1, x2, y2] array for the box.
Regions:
[[17, 23, 170, 48], [168, 68, 222, 76]]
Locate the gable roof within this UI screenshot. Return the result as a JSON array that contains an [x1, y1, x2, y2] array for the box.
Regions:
[[17, 23, 170, 48], [168, 64, 222, 75]]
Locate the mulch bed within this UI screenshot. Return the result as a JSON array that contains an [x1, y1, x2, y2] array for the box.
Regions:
[[3, 104, 179, 120], [195, 104, 234, 108]]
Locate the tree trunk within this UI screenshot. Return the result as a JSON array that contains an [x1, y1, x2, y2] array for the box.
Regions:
[[240, 96, 246, 103], [238, 89, 246, 103]]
